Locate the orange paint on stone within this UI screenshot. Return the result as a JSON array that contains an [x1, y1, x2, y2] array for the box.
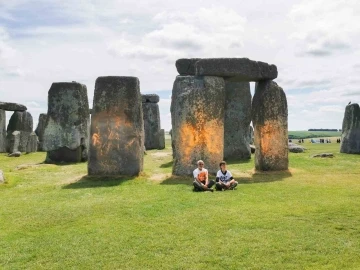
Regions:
[[91, 113, 133, 157]]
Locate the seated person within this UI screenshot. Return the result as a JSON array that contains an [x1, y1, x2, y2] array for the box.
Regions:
[[193, 160, 215, 192], [215, 161, 238, 191]]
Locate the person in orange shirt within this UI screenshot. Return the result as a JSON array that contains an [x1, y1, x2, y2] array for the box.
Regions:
[[193, 160, 215, 192]]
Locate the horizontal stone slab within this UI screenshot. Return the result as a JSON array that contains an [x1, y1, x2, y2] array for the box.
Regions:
[[175, 58, 201, 75], [195, 58, 278, 82], [0, 101, 27, 111], [142, 94, 160, 103]]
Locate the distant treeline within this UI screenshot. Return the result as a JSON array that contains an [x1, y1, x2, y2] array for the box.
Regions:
[[308, 129, 341, 132], [289, 130, 342, 139]]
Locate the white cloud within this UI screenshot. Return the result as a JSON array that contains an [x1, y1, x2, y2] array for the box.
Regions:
[[289, 0, 360, 57], [1, 0, 359, 132]]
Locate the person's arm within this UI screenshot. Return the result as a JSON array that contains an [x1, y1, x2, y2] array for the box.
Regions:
[[205, 170, 209, 186]]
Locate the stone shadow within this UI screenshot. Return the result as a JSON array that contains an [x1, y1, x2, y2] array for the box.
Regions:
[[160, 161, 173, 168], [239, 170, 292, 184], [160, 170, 292, 186], [62, 175, 135, 189]]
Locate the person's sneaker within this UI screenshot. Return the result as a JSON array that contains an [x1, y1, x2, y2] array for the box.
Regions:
[[229, 182, 238, 190], [209, 188, 214, 192]]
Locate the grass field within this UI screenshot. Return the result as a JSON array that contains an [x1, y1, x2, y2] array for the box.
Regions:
[[1, 140, 360, 269], [288, 131, 341, 139]]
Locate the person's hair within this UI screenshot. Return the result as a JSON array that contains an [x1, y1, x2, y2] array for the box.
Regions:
[[219, 161, 226, 167], [197, 160, 204, 165]]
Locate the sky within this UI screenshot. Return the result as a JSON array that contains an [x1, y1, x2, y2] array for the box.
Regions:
[[0, 0, 359, 131]]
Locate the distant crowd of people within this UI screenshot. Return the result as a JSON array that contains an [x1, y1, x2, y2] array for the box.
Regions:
[[288, 138, 341, 143]]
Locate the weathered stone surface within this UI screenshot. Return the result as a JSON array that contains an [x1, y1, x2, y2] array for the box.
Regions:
[[288, 143, 305, 153], [195, 58, 278, 82], [43, 82, 90, 163], [0, 109, 6, 152], [35, 113, 47, 151], [88, 76, 144, 176], [175, 58, 201, 75], [340, 103, 360, 154], [171, 76, 225, 175], [0, 101, 27, 111], [158, 129, 165, 150], [142, 94, 160, 103], [0, 170, 4, 183], [8, 151, 21, 157], [6, 111, 33, 152], [142, 101, 161, 150], [8, 131, 20, 153], [224, 81, 252, 160], [252, 80, 288, 171], [248, 125, 254, 144], [311, 153, 334, 158], [26, 132, 38, 153]]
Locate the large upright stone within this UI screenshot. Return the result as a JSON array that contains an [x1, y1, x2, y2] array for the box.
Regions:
[[8, 131, 20, 153], [252, 81, 288, 171], [35, 113, 47, 151], [224, 81, 252, 159], [142, 94, 160, 103], [43, 82, 90, 163], [171, 76, 225, 175], [158, 129, 165, 150], [195, 58, 278, 82], [142, 94, 161, 150], [26, 132, 38, 153], [6, 111, 33, 152], [88, 76, 144, 176], [175, 58, 201, 75], [248, 125, 254, 144], [340, 103, 360, 154], [0, 109, 6, 152], [0, 101, 27, 111]]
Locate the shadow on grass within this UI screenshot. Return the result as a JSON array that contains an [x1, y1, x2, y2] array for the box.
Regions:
[[160, 170, 292, 186], [62, 175, 135, 189], [239, 170, 292, 184], [160, 175, 193, 186], [160, 161, 173, 168], [225, 158, 253, 165]]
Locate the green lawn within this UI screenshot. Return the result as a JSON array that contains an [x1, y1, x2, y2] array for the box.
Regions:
[[288, 131, 341, 139], [1, 140, 360, 269]]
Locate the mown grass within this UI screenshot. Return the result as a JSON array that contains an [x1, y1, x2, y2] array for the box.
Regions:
[[288, 131, 341, 139], [0, 140, 359, 269]]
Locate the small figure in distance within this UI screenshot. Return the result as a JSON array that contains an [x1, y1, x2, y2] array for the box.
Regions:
[[215, 161, 238, 191], [193, 160, 215, 192]]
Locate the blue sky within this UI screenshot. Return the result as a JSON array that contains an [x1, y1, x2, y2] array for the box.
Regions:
[[1, 0, 359, 131]]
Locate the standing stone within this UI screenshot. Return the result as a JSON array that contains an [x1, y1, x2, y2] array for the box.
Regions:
[[6, 111, 33, 152], [195, 58, 278, 82], [8, 131, 20, 153], [43, 82, 90, 163], [88, 76, 144, 176], [171, 76, 225, 175], [248, 125, 254, 144], [340, 103, 360, 154], [35, 113, 47, 151], [26, 132, 38, 153], [0, 109, 6, 152], [158, 129, 165, 150], [252, 80, 288, 171], [142, 94, 161, 150], [224, 81, 252, 160]]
